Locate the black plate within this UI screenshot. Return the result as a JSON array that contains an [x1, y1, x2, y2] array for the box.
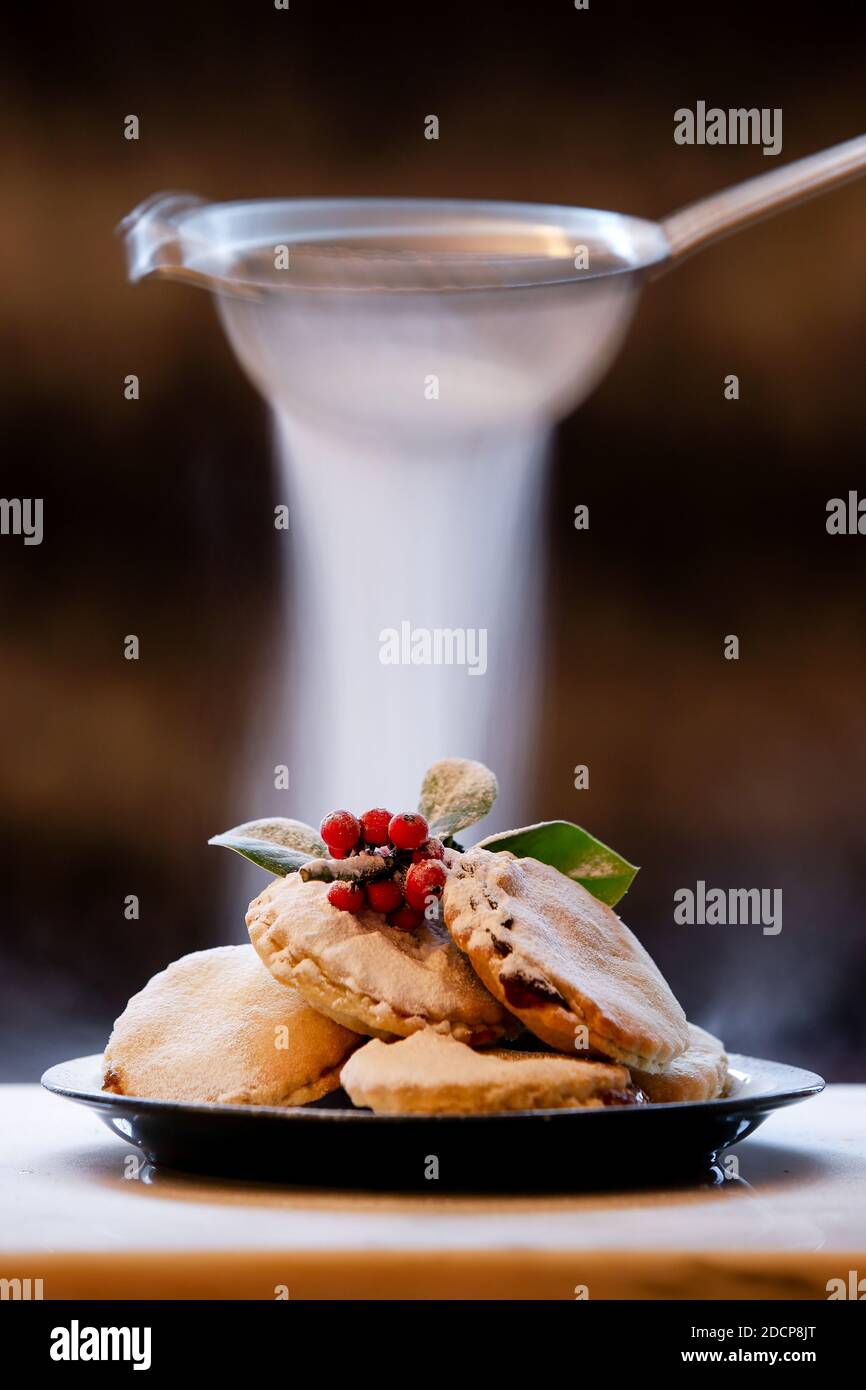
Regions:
[[41, 1053, 824, 1191]]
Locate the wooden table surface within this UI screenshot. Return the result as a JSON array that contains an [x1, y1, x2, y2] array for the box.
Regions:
[[2, 1082, 865, 1299]]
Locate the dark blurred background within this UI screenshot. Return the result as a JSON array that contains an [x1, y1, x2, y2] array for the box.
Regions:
[[2, 0, 865, 1079]]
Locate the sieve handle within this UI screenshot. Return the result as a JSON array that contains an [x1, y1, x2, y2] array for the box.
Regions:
[[659, 133, 866, 265]]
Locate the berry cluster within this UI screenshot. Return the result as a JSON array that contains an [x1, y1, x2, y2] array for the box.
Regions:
[[320, 808, 447, 931]]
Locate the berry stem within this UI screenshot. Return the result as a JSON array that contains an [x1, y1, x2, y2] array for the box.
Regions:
[[298, 851, 388, 884]]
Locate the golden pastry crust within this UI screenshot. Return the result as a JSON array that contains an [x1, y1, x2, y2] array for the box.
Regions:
[[247, 874, 515, 1045], [630, 1022, 729, 1102], [443, 848, 688, 1072], [341, 1029, 637, 1115], [103, 944, 360, 1106]]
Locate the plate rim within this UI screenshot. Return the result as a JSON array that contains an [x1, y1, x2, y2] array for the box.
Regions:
[[40, 1051, 826, 1124]]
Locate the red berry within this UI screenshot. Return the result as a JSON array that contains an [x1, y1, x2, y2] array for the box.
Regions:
[[320, 810, 361, 852], [327, 881, 365, 913], [405, 859, 448, 911], [411, 837, 445, 863], [360, 807, 393, 845], [386, 904, 424, 932], [388, 811, 429, 851], [365, 878, 405, 914]]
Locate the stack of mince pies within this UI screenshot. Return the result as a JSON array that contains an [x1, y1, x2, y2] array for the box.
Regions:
[[103, 841, 729, 1117]]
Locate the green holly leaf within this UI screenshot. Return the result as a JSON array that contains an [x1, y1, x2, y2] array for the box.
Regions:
[[221, 817, 327, 857], [207, 832, 313, 878], [418, 758, 498, 839], [475, 820, 638, 906]]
